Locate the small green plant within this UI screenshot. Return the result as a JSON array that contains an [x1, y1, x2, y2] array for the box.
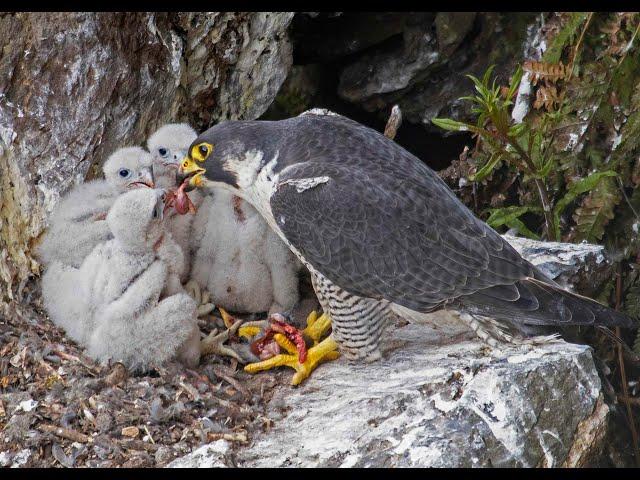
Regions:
[[433, 64, 617, 241], [437, 13, 640, 247], [435, 14, 640, 460], [435, 12, 640, 360]]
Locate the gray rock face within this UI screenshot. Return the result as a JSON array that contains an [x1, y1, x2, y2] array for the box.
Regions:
[[505, 234, 607, 279], [170, 236, 613, 468], [0, 12, 293, 303], [338, 25, 441, 107], [504, 234, 613, 298], [435, 12, 477, 56], [171, 316, 607, 468], [178, 12, 294, 126], [333, 13, 537, 129]]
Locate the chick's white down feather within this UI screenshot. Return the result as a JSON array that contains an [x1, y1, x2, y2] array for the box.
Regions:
[[44, 188, 199, 371], [38, 147, 154, 269], [190, 188, 301, 314], [147, 123, 201, 282]]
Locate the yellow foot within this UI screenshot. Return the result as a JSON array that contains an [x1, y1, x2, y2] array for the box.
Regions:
[[238, 320, 269, 340], [302, 311, 332, 345], [244, 311, 340, 385]]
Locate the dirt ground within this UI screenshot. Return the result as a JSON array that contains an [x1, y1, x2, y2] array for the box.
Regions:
[[0, 279, 298, 468]]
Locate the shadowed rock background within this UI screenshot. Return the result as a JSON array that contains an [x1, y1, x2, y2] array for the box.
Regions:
[[1, 12, 639, 467]]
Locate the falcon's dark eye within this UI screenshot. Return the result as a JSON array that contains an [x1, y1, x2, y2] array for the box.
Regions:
[[192, 142, 213, 162], [118, 168, 131, 178], [152, 208, 159, 219], [158, 147, 168, 157]]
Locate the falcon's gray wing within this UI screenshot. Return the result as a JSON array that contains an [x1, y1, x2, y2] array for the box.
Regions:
[[270, 118, 634, 329], [271, 159, 535, 313]]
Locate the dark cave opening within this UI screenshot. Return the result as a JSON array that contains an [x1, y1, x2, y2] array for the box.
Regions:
[[260, 12, 475, 173]]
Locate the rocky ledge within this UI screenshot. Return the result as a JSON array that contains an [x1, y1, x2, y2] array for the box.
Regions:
[[170, 236, 613, 468]]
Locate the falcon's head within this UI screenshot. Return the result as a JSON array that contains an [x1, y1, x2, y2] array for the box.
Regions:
[[177, 121, 280, 195]]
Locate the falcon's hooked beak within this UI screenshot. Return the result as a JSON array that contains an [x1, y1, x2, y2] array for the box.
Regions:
[[177, 142, 212, 190], [177, 156, 206, 191]]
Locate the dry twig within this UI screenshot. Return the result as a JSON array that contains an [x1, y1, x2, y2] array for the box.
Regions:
[[38, 424, 92, 443], [52, 349, 98, 375], [207, 431, 248, 443], [213, 367, 250, 398], [615, 266, 640, 467], [566, 12, 594, 82], [618, 396, 640, 407], [384, 105, 402, 140]]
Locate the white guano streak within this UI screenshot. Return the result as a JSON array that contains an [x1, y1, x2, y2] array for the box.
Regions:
[[279, 176, 330, 193]]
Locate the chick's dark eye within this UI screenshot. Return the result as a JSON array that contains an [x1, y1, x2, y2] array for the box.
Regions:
[[158, 148, 168, 157], [152, 208, 159, 219], [118, 168, 131, 178], [199, 145, 208, 156]]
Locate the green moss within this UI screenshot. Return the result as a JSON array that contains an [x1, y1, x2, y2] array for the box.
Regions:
[[273, 88, 311, 117]]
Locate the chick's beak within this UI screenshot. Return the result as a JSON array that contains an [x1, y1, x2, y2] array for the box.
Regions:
[[128, 167, 155, 189], [143, 167, 156, 188], [163, 150, 186, 169]]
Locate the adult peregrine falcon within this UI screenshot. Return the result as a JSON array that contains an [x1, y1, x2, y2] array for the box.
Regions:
[[178, 112, 635, 382]]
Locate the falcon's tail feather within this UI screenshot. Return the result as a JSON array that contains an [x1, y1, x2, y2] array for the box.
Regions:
[[460, 277, 636, 330]]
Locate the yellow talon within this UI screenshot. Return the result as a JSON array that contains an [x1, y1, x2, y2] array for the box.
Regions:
[[238, 325, 262, 339], [244, 336, 340, 385], [273, 333, 298, 355], [218, 307, 236, 329], [306, 310, 318, 328], [302, 311, 332, 346], [243, 311, 339, 385]]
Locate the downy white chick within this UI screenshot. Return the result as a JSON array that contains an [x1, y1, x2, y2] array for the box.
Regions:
[[43, 188, 199, 368], [85, 188, 200, 370], [147, 123, 202, 282], [147, 123, 198, 189], [190, 189, 301, 315], [38, 147, 154, 269], [42, 242, 109, 346]]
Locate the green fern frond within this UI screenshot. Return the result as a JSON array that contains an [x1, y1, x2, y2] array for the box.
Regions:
[[543, 12, 590, 64], [570, 177, 621, 242]]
